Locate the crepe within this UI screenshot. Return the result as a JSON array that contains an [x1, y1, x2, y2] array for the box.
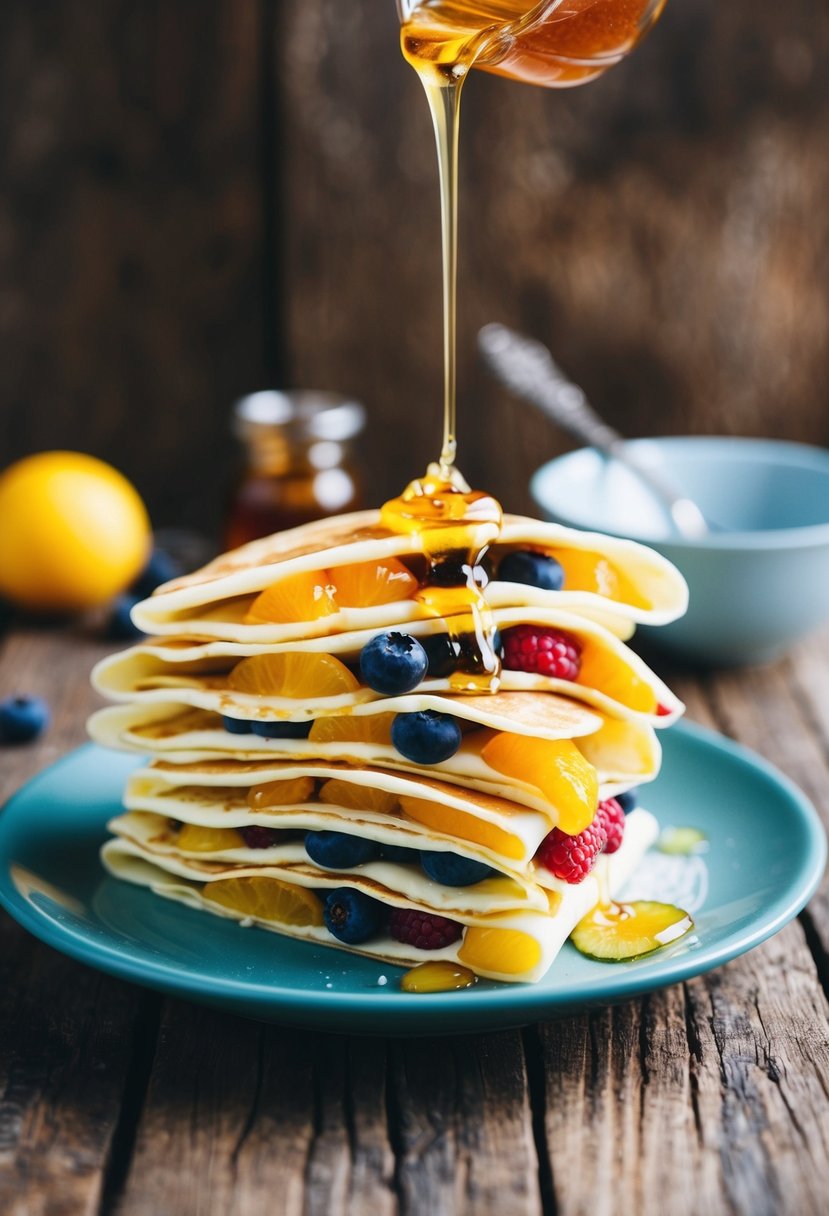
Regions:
[[90, 495, 687, 988], [88, 699, 661, 810], [130, 510, 688, 641], [91, 604, 683, 727], [102, 804, 660, 983]]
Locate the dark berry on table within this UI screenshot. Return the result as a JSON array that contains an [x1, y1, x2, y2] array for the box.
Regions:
[[359, 631, 428, 696], [0, 696, 50, 744], [389, 907, 463, 950], [391, 711, 462, 765], [240, 825, 282, 849], [421, 632, 461, 679], [497, 550, 565, 592], [381, 843, 420, 864], [323, 888, 384, 944], [305, 830, 380, 870], [502, 625, 581, 681], [251, 719, 313, 739], [420, 851, 494, 887], [223, 715, 254, 735], [130, 548, 182, 599], [595, 797, 626, 854], [106, 595, 145, 641], [616, 788, 639, 815], [535, 819, 607, 883]]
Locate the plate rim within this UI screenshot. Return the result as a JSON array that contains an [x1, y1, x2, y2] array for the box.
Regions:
[[0, 720, 826, 1024]]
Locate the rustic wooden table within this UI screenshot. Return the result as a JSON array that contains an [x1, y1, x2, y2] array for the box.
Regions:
[[1, 622, 828, 1216]]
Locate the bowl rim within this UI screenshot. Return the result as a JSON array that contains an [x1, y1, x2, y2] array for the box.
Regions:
[[530, 435, 829, 552]]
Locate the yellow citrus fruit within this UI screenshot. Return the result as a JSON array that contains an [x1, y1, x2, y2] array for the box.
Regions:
[[309, 712, 395, 746], [481, 734, 598, 835], [177, 824, 246, 853], [227, 653, 360, 699], [203, 876, 324, 927], [0, 451, 151, 612]]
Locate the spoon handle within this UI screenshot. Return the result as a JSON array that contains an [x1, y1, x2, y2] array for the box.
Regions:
[[478, 323, 710, 539]]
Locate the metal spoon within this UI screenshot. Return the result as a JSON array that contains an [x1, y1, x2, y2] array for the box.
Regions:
[[478, 323, 711, 540]]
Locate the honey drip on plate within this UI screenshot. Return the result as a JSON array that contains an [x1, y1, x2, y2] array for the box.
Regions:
[[381, 465, 502, 692], [401, 960, 478, 993]]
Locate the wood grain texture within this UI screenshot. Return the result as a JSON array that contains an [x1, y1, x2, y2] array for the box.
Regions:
[[0, 0, 266, 535], [278, 0, 829, 514]]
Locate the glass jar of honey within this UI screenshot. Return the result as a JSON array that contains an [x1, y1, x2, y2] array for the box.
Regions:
[[224, 391, 366, 549]]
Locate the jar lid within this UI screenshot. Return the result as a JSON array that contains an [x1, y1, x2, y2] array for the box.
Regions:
[[232, 391, 366, 443]]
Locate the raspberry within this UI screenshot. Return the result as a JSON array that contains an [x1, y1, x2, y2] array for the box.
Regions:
[[240, 825, 281, 849], [536, 819, 607, 883], [389, 907, 463, 950], [595, 798, 625, 855], [657, 703, 672, 717], [502, 625, 581, 681]]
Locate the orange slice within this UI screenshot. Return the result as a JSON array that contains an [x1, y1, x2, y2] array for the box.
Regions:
[[458, 926, 542, 976], [203, 876, 324, 926], [332, 558, 418, 608], [177, 824, 245, 853], [398, 795, 525, 861], [481, 734, 598, 835], [309, 713, 395, 746], [319, 779, 400, 816], [227, 653, 360, 700], [247, 775, 316, 810], [549, 548, 650, 610], [576, 647, 657, 714], [244, 570, 337, 624]]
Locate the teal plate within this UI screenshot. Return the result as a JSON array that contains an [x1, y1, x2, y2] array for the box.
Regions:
[[0, 722, 825, 1035]]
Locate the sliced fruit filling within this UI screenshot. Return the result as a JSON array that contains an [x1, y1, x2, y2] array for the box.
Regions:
[[494, 547, 651, 609], [238, 547, 651, 629], [219, 622, 658, 715], [500, 624, 658, 713], [199, 875, 543, 972], [244, 558, 419, 624]]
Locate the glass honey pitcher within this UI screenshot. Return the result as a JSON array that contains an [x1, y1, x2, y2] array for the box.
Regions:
[[224, 391, 365, 550], [397, 0, 668, 88]]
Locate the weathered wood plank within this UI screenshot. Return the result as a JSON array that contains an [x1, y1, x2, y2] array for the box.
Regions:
[[116, 1013, 399, 1216], [389, 1032, 541, 1216], [0, 910, 154, 1216], [0, 0, 267, 535], [535, 925, 829, 1216]]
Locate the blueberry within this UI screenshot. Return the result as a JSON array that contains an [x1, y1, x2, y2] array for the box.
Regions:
[[359, 632, 429, 696], [106, 595, 145, 641], [305, 831, 380, 870], [0, 696, 50, 744], [251, 719, 313, 739], [381, 843, 420, 864], [616, 788, 639, 815], [421, 633, 461, 679], [323, 887, 384, 944], [223, 715, 254, 735], [130, 548, 182, 599], [420, 851, 494, 886], [498, 550, 565, 592], [391, 711, 462, 765]]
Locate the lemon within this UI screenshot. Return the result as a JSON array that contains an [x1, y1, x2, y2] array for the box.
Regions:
[[0, 452, 151, 613]]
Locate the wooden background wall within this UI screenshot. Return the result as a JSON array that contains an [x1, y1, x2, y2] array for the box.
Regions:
[[1, 0, 828, 535]]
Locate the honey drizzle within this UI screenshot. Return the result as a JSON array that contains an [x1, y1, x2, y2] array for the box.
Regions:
[[380, 466, 502, 691], [401, 960, 478, 993]]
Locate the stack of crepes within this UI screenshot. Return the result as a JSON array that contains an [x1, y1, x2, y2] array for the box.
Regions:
[[89, 510, 688, 985]]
